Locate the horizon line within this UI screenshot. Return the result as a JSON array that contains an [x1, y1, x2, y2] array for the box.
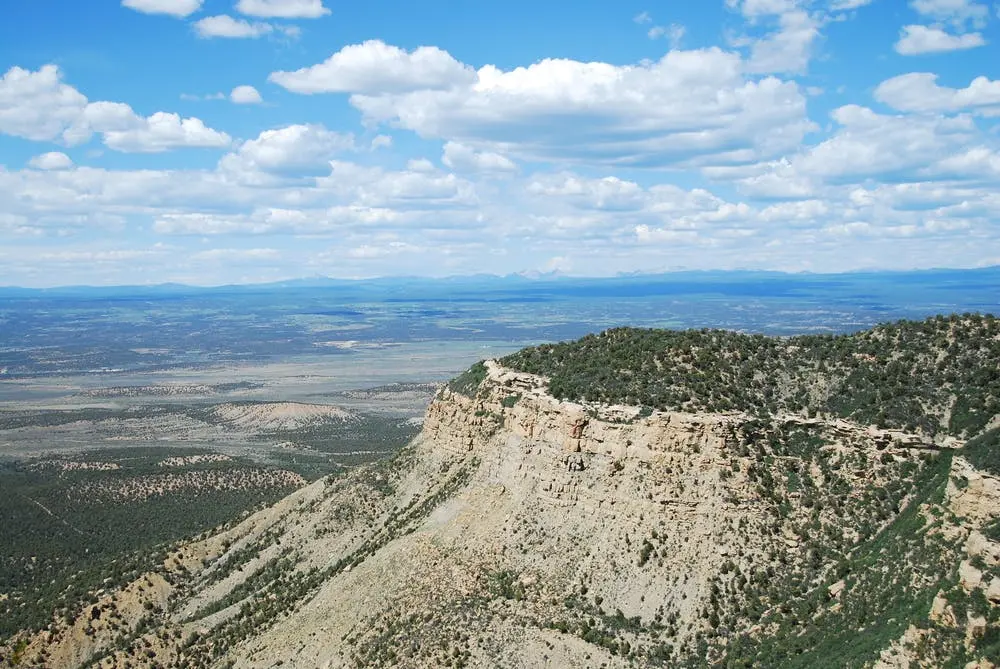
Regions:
[[2, 264, 1000, 292]]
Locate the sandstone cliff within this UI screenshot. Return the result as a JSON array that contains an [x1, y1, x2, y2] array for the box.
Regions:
[[5, 361, 1000, 668]]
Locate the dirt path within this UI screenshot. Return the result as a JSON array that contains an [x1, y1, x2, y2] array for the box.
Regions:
[[18, 493, 89, 537]]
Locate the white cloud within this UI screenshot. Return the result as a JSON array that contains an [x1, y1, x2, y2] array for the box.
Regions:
[[829, 0, 873, 9], [8, 19, 1000, 284], [875, 72, 1000, 114], [718, 100, 1000, 209], [347, 241, 422, 259], [637, 11, 686, 46], [910, 0, 989, 27], [315, 161, 478, 209], [153, 207, 407, 236], [122, 0, 203, 17], [0, 65, 89, 142], [406, 158, 435, 172], [934, 146, 1000, 180], [102, 113, 231, 153], [776, 104, 977, 180], [0, 166, 233, 215], [729, 0, 801, 19], [757, 198, 830, 224], [894, 24, 985, 54], [194, 15, 276, 38], [38, 249, 161, 263], [0, 65, 230, 153], [442, 142, 517, 174], [3, 152, 999, 281], [28, 152, 73, 170], [235, 0, 329, 18], [191, 248, 280, 262], [744, 173, 818, 197], [270, 40, 475, 94], [64, 101, 138, 145], [648, 23, 686, 47], [745, 10, 821, 74], [527, 174, 647, 211], [634, 225, 702, 244], [0, 213, 36, 235], [299, 45, 815, 168], [0, 156, 478, 228], [726, 0, 824, 75], [180, 92, 227, 101], [218, 124, 353, 177], [231, 85, 263, 104]]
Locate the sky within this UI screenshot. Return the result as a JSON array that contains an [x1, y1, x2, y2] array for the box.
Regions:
[[1, 0, 999, 287]]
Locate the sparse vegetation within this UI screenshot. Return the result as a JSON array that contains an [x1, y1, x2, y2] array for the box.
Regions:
[[0, 447, 302, 642], [964, 427, 1000, 476], [5, 315, 1000, 668], [447, 361, 489, 397], [504, 314, 1000, 437]]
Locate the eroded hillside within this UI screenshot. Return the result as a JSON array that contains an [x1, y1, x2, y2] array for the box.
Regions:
[[3, 317, 1000, 668]]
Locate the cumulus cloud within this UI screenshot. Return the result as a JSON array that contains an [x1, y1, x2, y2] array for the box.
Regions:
[[315, 161, 478, 209], [280, 44, 815, 168], [0, 65, 90, 142], [6, 20, 1000, 284], [935, 147, 1000, 180], [744, 10, 821, 74], [756, 105, 978, 182], [0, 65, 230, 152], [270, 40, 475, 94], [725, 0, 824, 75], [231, 85, 263, 104], [894, 25, 985, 54], [442, 142, 517, 174], [875, 72, 1000, 114], [716, 99, 1000, 214], [527, 174, 647, 211], [102, 113, 231, 153], [218, 124, 354, 178], [235, 0, 329, 18], [28, 152, 73, 170], [3, 149, 999, 281], [122, 0, 203, 17], [0, 155, 480, 225], [194, 15, 283, 38]]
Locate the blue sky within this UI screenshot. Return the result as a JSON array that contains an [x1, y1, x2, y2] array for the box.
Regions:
[[1, 0, 998, 286]]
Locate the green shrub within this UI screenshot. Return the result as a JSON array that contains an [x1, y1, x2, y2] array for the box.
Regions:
[[963, 428, 1000, 476], [447, 362, 488, 397]]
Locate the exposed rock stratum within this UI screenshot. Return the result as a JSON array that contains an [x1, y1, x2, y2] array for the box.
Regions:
[[5, 358, 1000, 668]]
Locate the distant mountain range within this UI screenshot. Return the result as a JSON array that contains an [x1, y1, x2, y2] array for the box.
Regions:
[[2, 265, 999, 305]]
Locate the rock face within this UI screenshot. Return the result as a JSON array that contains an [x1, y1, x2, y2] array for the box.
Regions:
[[5, 361, 1000, 668]]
